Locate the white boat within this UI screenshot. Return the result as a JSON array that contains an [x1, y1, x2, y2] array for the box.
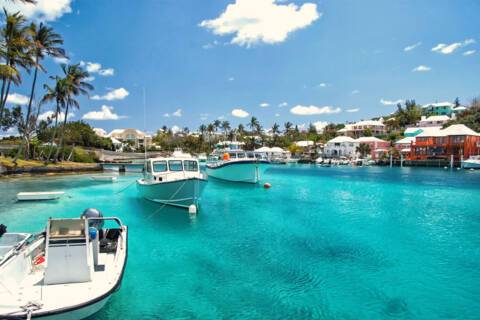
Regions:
[[462, 155, 480, 169], [197, 153, 207, 163], [172, 147, 192, 158], [0, 209, 127, 320], [206, 146, 269, 184], [136, 156, 207, 209], [17, 191, 65, 201], [91, 175, 118, 182]]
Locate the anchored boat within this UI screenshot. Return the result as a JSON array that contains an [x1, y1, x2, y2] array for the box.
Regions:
[[17, 191, 65, 201], [136, 156, 207, 210], [462, 155, 480, 169], [0, 209, 128, 320], [206, 141, 269, 184]]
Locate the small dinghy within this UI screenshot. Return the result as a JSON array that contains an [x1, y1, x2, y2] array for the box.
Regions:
[[0, 209, 128, 320], [91, 176, 118, 182], [17, 191, 65, 201]]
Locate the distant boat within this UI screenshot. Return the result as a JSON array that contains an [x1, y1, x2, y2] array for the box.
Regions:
[[462, 155, 480, 169], [172, 147, 192, 158], [17, 191, 64, 201], [0, 209, 128, 320], [206, 143, 269, 183], [137, 156, 207, 209], [91, 175, 118, 182], [197, 153, 207, 163]]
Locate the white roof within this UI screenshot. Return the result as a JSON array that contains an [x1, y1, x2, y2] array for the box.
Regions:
[[327, 136, 356, 143], [270, 147, 285, 153], [453, 106, 467, 111], [416, 126, 446, 137], [420, 115, 450, 122], [110, 137, 122, 144], [441, 124, 480, 136], [395, 137, 415, 144], [93, 128, 107, 137], [422, 102, 454, 108], [295, 140, 314, 147], [355, 136, 387, 143], [255, 146, 271, 152], [343, 120, 385, 130]]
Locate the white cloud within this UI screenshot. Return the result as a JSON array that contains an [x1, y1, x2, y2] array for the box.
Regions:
[[163, 113, 170, 118], [91, 88, 129, 101], [202, 40, 220, 49], [290, 105, 341, 116], [200, 113, 209, 121], [259, 102, 269, 107], [380, 98, 404, 106], [80, 61, 115, 77], [463, 50, 476, 56], [0, 0, 73, 22], [171, 125, 181, 134], [404, 42, 422, 52], [412, 65, 431, 72], [38, 111, 74, 122], [346, 108, 359, 113], [275, 113, 280, 117], [351, 89, 360, 95], [199, 0, 321, 47], [53, 56, 69, 64], [431, 39, 475, 55], [228, 77, 235, 81], [84, 76, 95, 82], [218, 115, 225, 120], [312, 121, 328, 133], [231, 108, 249, 118], [82, 105, 126, 121], [6, 93, 29, 105], [98, 68, 114, 76], [278, 101, 288, 107], [172, 109, 182, 117], [317, 82, 328, 88]]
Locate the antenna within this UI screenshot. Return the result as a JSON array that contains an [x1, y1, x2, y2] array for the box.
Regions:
[[143, 87, 147, 161]]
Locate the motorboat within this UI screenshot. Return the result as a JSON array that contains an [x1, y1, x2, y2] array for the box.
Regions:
[[91, 175, 118, 182], [315, 157, 323, 165], [197, 153, 207, 163], [136, 156, 207, 210], [206, 145, 269, 184], [462, 155, 480, 169], [0, 209, 127, 320], [17, 191, 64, 201], [172, 147, 192, 158]]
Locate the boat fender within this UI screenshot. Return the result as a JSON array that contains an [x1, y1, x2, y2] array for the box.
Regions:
[[264, 182, 271, 189], [223, 153, 230, 161], [34, 256, 45, 265], [189, 204, 197, 215]]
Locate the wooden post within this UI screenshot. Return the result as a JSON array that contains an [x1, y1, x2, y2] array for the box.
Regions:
[[450, 154, 454, 170], [389, 154, 393, 168], [400, 153, 403, 168]]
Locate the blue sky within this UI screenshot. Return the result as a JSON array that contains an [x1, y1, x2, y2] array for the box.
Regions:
[[3, 0, 480, 133]]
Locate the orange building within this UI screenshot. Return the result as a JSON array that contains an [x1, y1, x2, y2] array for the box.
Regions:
[[409, 124, 480, 160]]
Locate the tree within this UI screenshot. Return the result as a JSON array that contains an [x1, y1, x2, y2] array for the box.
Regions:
[[356, 143, 371, 159], [284, 121, 292, 135], [213, 119, 221, 132], [220, 120, 230, 137], [22, 22, 65, 159], [0, 10, 33, 119], [248, 116, 261, 134], [454, 97, 461, 108], [237, 123, 245, 135], [55, 64, 93, 160]]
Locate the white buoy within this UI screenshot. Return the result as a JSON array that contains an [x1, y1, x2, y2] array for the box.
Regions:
[[444, 166, 448, 169], [188, 204, 197, 215]]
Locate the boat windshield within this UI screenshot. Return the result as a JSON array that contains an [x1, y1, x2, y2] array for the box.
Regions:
[[184, 160, 199, 172], [0, 234, 29, 261], [153, 161, 167, 172], [168, 160, 183, 171]]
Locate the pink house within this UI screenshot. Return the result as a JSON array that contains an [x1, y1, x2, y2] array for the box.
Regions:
[[355, 137, 391, 159]]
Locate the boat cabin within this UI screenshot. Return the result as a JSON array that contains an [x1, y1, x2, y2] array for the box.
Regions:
[[208, 150, 268, 162], [143, 157, 202, 182]]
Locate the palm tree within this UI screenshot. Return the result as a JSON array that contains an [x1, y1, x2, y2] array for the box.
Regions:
[[55, 64, 93, 160], [22, 22, 64, 158], [40, 76, 67, 162], [284, 121, 293, 135], [213, 119, 221, 132], [237, 123, 245, 136], [198, 124, 207, 136], [220, 120, 230, 137], [0, 10, 32, 119], [271, 122, 280, 136], [248, 116, 260, 134], [356, 143, 371, 159]]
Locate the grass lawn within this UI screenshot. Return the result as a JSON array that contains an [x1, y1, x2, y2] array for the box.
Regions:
[[0, 156, 98, 169]]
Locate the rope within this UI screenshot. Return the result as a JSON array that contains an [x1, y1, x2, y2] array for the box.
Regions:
[[114, 180, 137, 195], [20, 301, 42, 320], [146, 180, 188, 219]]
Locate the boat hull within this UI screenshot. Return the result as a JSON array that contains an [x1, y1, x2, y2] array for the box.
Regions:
[[16, 192, 64, 201], [136, 178, 207, 208], [206, 160, 269, 183], [463, 161, 480, 169]]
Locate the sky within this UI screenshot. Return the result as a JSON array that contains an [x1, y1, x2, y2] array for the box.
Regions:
[[2, 0, 480, 134]]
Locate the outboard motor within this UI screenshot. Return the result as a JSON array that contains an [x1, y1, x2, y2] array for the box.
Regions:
[[0, 224, 6, 237], [81, 208, 104, 229]]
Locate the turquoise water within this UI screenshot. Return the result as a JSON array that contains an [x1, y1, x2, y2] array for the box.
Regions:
[[1, 166, 480, 319]]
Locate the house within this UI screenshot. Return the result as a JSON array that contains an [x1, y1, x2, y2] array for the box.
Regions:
[[324, 136, 357, 158], [337, 119, 386, 138], [355, 136, 390, 159], [418, 115, 450, 127], [409, 124, 480, 161], [422, 102, 455, 116], [394, 136, 415, 155], [107, 128, 152, 150]]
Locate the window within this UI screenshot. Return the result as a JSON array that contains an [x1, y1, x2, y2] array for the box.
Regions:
[[146, 162, 152, 173], [237, 153, 246, 159], [152, 161, 167, 172], [417, 137, 428, 142], [228, 152, 237, 159], [168, 160, 183, 171], [451, 136, 465, 144], [247, 152, 255, 159], [183, 160, 198, 172]]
